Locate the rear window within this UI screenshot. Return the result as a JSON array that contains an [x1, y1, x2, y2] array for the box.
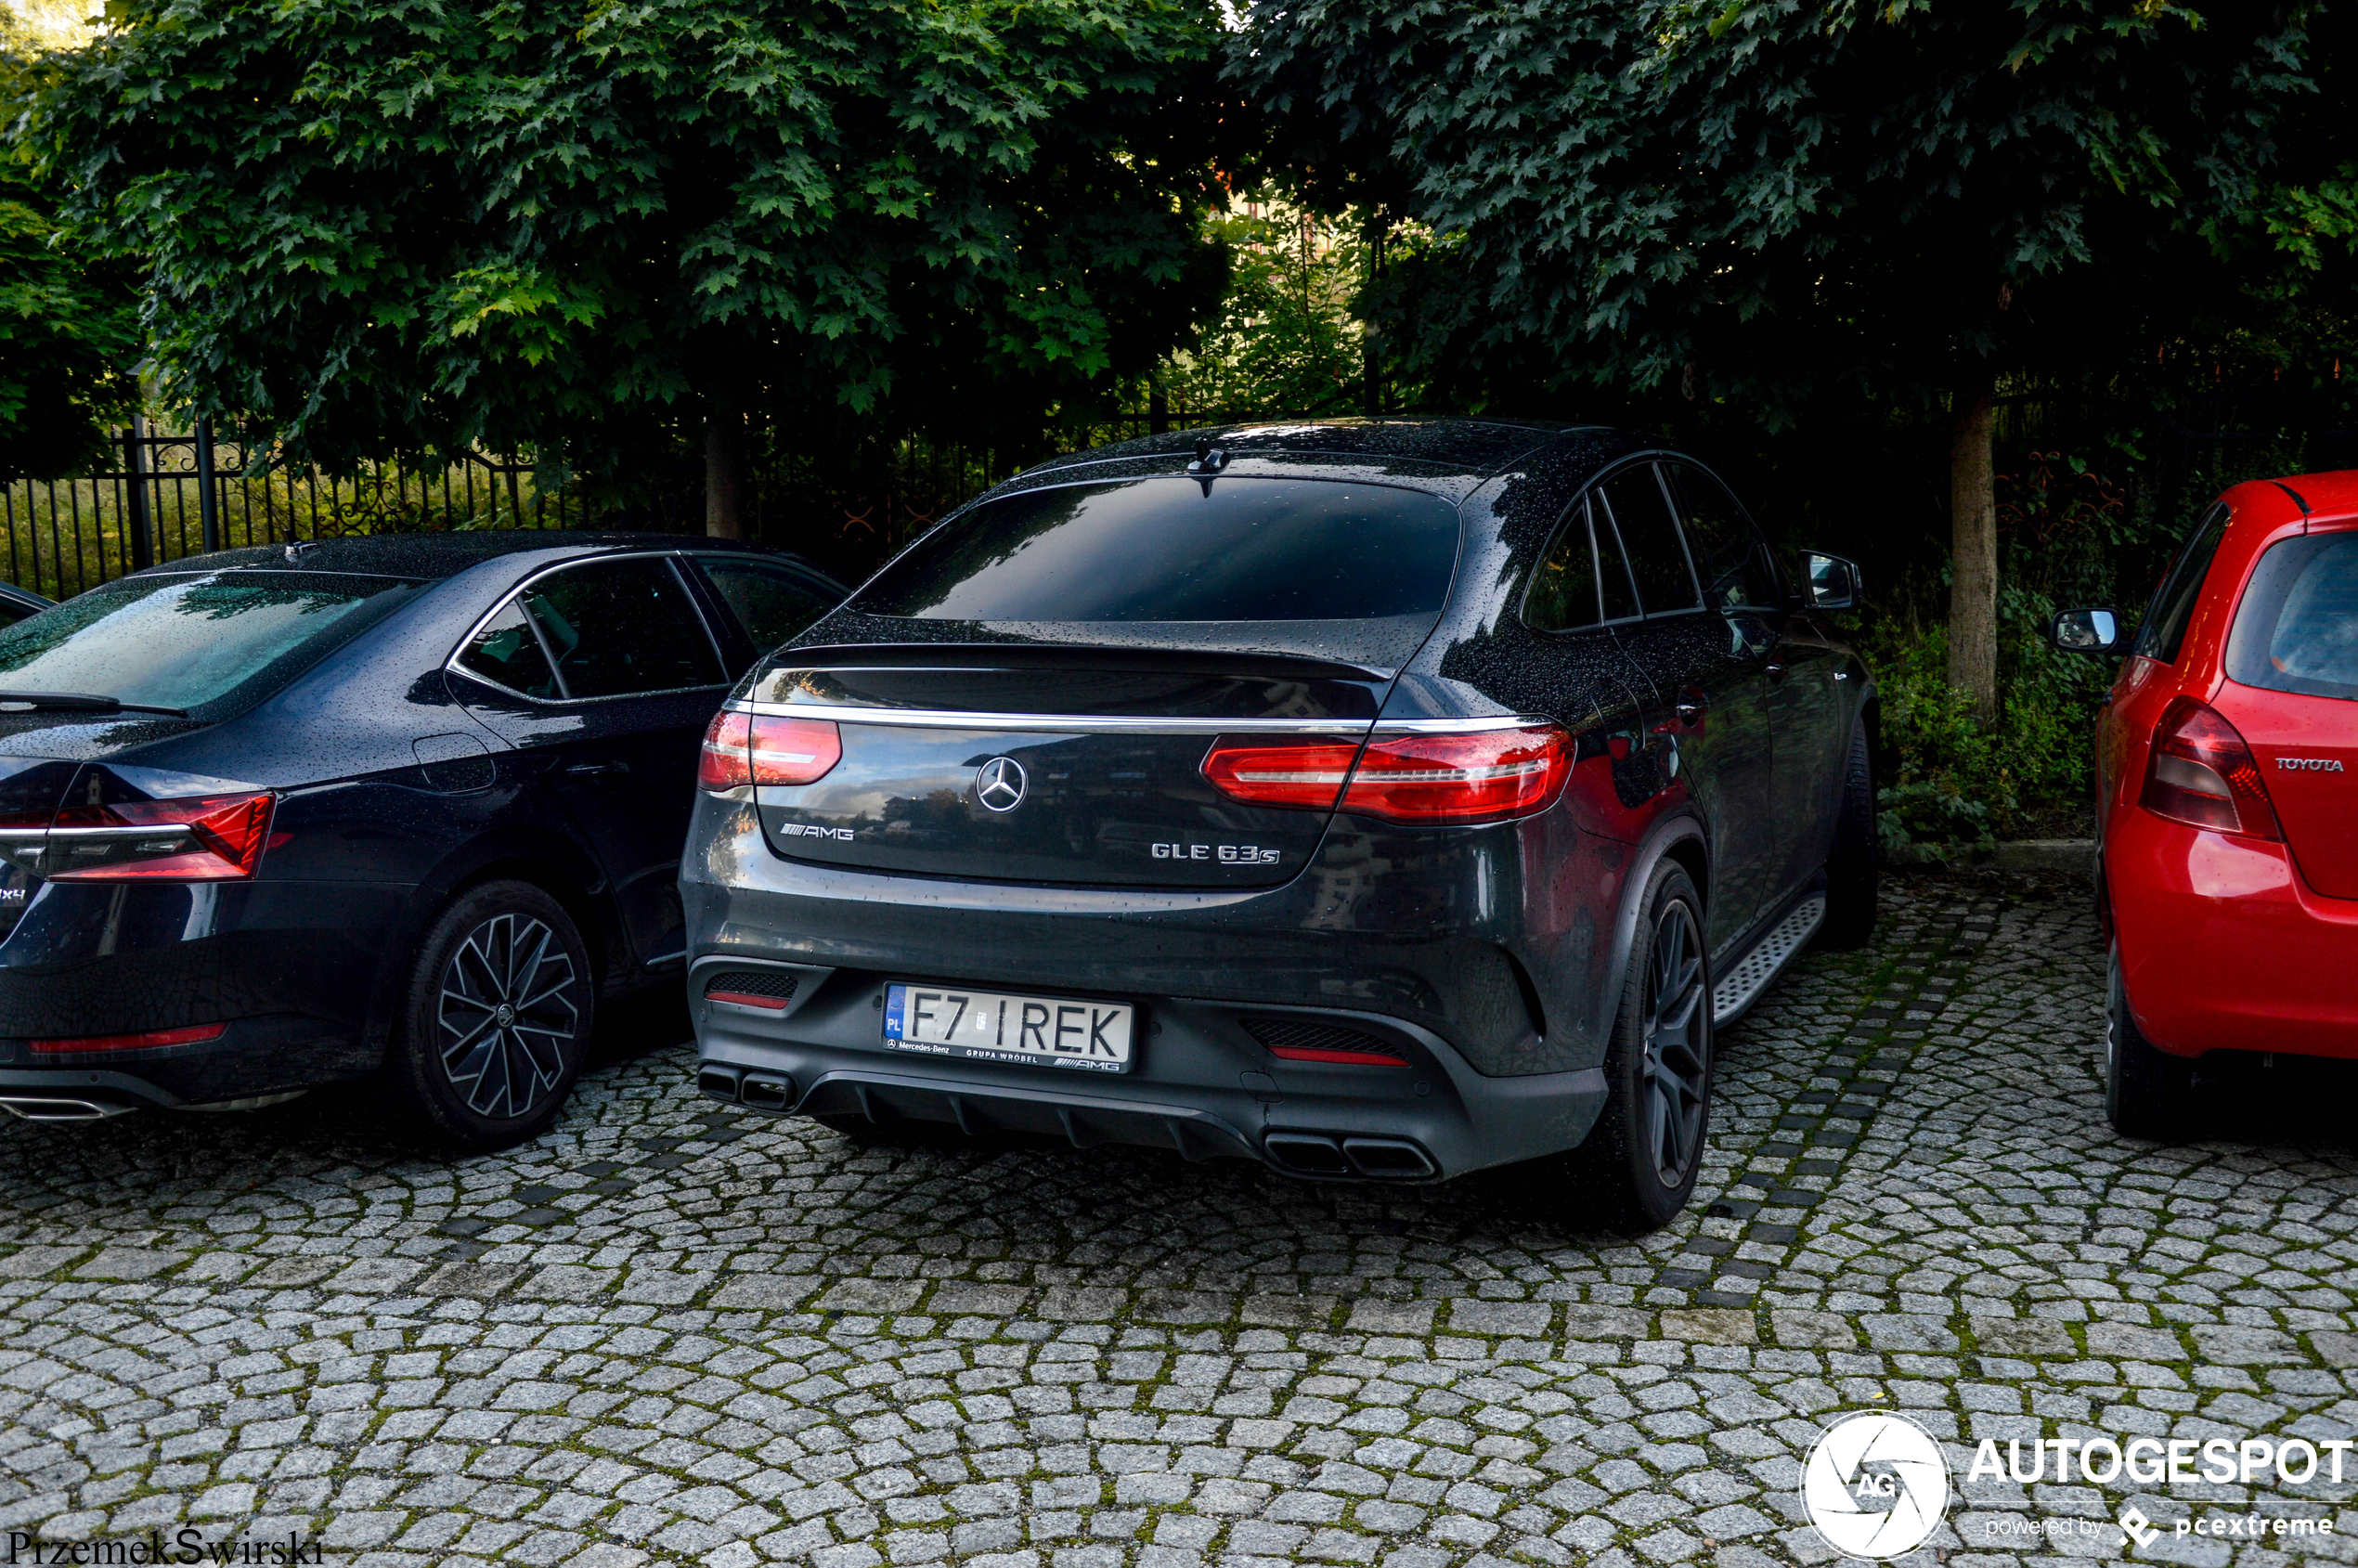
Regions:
[[0, 570, 420, 715], [2225, 531, 2358, 700], [854, 477, 1462, 622]]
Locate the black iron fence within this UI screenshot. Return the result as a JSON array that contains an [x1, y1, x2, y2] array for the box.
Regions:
[[2, 421, 587, 602], [0, 406, 1278, 602]]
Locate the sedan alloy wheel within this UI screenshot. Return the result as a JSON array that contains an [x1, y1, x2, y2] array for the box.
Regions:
[[437, 912, 581, 1120]]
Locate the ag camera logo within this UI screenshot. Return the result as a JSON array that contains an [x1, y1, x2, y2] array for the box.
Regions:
[[1802, 1411, 1950, 1559]]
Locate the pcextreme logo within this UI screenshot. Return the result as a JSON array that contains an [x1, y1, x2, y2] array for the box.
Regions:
[[1802, 1411, 1951, 1559]]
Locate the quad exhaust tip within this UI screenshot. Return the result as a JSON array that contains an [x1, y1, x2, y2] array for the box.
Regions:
[[1263, 1132, 1437, 1180], [696, 1064, 796, 1112], [0, 1094, 138, 1122]]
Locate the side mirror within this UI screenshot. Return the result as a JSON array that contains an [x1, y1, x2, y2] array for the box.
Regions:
[[2049, 605, 2124, 654], [1799, 551, 1861, 611]]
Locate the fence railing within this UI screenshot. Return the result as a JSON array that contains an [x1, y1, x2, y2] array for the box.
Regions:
[[1, 421, 586, 602]]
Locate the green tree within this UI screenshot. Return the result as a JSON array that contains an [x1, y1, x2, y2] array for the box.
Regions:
[[1234, 0, 2325, 716], [27, 0, 1237, 531], [1164, 201, 1372, 415], [0, 15, 139, 479]]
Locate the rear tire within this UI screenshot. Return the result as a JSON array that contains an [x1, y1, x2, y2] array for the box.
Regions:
[[1818, 717, 1878, 950], [387, 880, 592, 1153], [2105, 942, 2190, 1140], [1569, 860, 1714, 1232]]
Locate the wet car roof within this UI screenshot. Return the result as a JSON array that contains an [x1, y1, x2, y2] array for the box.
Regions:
[[117, 531, 775, 583], [1017, 419, 1596, 485]]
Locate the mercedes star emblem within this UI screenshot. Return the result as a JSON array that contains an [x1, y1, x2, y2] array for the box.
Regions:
[[974, 756, 1028, 812]]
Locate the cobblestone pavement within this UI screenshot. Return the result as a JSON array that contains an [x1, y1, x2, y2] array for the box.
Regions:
[[0, 874, 2352, 1568]]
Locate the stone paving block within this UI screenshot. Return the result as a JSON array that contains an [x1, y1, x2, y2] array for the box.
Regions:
[[1769, 1312, 1858, 1348], [812, 1278, 924, 1315], [617, 1270, 711, 1305], [1659, 1310, 1756, 1345], [1134, 1289, 1225, 1324], [1561, 1306, 1650, 1341], [1240, 1294, 1337, 1328], [522, 1266, 617, 1302], [1968, 1315, 2074, 1358], [1038, 1289, 1126, 1322], [324, 1259, 422, 1294], [1347, 1300, 1435, 1336], [1452, 1301, 1552, 1338], [2086, 1322, 2182, 1362], [2312, 1331, 2358, 1368], [0, 1246, 84, 1277], [72, 1247, 185, 1279], [708, 1275, 817, 1311], [421, 1263, 527, 1296]]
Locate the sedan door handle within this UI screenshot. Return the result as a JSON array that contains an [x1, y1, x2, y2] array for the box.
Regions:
[[1765, 661, 1790, 684], [564, 761, 630, 779], [1675, 686, 1708, 726]]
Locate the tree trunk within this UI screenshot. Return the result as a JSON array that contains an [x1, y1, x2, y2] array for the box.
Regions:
[[705, 408, 745, 540], [1946, 384, 1999, 719]]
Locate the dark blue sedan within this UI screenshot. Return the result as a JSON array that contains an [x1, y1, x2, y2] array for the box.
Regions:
[[0, 533, 843, 1147]]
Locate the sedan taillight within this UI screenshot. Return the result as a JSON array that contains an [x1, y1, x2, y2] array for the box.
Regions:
[[1203, 723, 1574, 825], [700, 710, 842, 792], [45, 793, 276, 881], [2142, 696, 2284, 840]]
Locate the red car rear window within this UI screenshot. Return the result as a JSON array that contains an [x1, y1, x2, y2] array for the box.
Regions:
[[2225, 531, 2358, 701]]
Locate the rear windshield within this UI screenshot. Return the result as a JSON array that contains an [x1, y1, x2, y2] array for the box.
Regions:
[[854, 477, 1463, 622], [2226, 531, 2358, 701], [0, 570, 421, 715]]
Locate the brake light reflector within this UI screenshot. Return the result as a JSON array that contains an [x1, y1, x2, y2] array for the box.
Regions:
[[2141, 696, 2284, 839], [30, 1023, 226, 1055], [1202, 723, 1574, 825], [46, 793, 276, 881], [1266, 1042, 1410, 1067], [1342, 726, 1574, 823], [698, 710, 753, 791], [1198, 741, 1359, 810]]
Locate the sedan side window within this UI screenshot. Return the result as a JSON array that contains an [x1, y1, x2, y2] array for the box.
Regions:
[[695, 560, 836, 654], [518, 557, 725, 699], [1665, 463, 1777, 612], [456, 599, 560, 698], [1599, 464, 1702, 616]]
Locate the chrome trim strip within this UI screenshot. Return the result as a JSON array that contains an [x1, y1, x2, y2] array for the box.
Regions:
[[728, 702, 1545, 735], [46, 824, 196, 840], [728, 702, 1368, 734]]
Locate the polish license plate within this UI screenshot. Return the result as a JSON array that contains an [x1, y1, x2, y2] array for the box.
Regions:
[[882, 984, 1134, 1073]]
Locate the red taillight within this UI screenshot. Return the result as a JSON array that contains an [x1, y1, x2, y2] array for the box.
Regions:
[[46, 793, 276, 881], [749, 715, 842, 786], [699, 711, 843, 791], [699, 710, 753, 791], [1203, 723, 1574, 825], [2142, 696, 2284, 840], [1199, 740, 1359, 810], [30, 1023, 226, 1055]]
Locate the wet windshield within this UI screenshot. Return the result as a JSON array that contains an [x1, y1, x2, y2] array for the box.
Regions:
[[0, 571, 422, 715]]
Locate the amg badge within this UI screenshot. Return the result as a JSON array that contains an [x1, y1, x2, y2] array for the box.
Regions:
[[777, 822, 856, 840]]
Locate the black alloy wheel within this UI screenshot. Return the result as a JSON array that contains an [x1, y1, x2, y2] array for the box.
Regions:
[[390, 880, 593, 1150], [1637, 895, 1710, 1188], [438, 911, 579, 1119], [1568, 859, 1716, 1231]]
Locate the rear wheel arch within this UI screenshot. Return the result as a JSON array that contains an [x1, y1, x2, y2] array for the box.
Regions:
[[364, 834, 618, 1065], [1595, 813, 1709, 1056]]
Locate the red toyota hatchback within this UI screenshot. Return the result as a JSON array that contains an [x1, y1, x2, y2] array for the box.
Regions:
[[2052, 473, 2358, 1136]]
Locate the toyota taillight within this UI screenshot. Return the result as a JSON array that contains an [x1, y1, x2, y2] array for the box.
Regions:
[[2142, 696, 2283, 840], [1203, 723, 1574, 826], [45, 793, 276, 881], [699, 710, 842, 792]]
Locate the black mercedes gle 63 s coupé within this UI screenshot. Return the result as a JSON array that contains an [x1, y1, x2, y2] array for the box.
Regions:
[[684, 420, 1875, 1226]]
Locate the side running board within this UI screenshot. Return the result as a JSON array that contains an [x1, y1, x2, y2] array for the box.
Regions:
[[1712, 894, 1825, 1025]]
